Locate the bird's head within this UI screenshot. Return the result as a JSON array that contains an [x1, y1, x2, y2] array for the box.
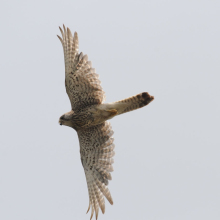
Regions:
[[59, 110, 75, 128]]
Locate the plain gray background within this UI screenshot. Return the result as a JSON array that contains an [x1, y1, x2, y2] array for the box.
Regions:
[[0, 0, 219, 219]]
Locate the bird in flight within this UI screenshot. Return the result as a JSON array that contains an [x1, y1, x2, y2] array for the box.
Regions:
[[57, 25, 154, 220]]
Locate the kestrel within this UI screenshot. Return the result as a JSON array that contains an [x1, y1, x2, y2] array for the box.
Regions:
[[57, 25, 154, 220]]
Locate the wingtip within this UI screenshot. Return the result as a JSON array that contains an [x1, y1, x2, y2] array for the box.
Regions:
[[100, 205, 105, 214], [74, 31, 78, 40], [90, 211, 94, 220], [86, 204, 90, 214], [57, 35, 63, 43], [67, 27, 70, 34], [95, 212, 99, 220], [58, 26, 64, 38], [108, 195, 113, 205]]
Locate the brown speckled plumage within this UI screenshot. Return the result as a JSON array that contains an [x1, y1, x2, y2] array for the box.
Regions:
[[57, 25, 154, 220]]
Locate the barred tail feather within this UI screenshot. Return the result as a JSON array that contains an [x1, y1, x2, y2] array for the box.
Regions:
[[114, 92, 154, 115]]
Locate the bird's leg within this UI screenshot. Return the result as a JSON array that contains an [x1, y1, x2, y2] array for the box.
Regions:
[[106, 109, 118, 117]]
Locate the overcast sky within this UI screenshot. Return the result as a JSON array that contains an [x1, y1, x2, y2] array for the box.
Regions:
[[0, 0, 220, 220]]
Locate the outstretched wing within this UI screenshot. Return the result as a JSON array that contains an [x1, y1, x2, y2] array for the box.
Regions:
[[77, 121, 115, 220], [57, 25, 106, 112]]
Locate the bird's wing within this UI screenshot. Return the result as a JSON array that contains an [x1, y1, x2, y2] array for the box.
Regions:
[[77, 121, 114, 220], [57, 25, 106, 112]]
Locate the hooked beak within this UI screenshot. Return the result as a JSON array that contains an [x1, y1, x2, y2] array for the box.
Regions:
[[59, 119, 62, 126]]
